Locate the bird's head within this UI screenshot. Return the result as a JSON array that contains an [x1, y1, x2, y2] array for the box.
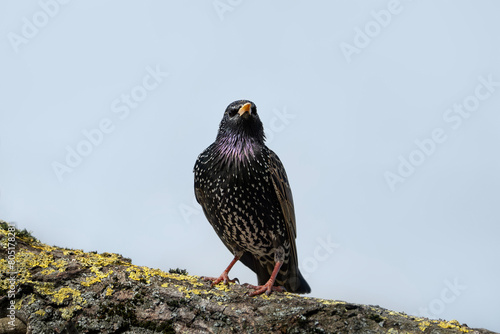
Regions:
[[216, 100, 265, 145]]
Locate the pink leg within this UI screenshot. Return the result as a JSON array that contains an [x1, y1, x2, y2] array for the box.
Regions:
[[201, 255, 240, 287], [244, 261, 286, 297]]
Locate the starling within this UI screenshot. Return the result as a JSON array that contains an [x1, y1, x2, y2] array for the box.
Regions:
[[194, 100, 311, 296]]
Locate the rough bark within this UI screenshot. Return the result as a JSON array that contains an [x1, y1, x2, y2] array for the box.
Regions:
[[0, 221, 496, 334]]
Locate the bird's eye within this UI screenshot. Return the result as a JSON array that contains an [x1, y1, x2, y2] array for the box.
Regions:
[[228, 108, 238, 117]]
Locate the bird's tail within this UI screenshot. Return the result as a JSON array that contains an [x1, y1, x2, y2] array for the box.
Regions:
[[256, 257, 311, 294], [241, 252, 311, 294], [284, 268, 311, 294]]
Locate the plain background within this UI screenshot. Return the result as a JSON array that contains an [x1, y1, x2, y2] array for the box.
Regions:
[[1, 1, 499, 331]]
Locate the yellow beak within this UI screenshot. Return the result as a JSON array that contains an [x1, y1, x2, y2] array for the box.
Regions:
[[238, 103, 252, 116]]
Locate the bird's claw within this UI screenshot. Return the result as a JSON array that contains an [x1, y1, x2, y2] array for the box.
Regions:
[[243, 283, 286, 297], [201, 273, 239, 287]]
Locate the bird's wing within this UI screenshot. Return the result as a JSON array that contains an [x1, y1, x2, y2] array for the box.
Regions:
[[268, 149, 297, 259], [195, 169, 261, 275]]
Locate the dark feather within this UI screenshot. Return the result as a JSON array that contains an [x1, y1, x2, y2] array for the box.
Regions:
[[194, 100, 310, 294], [268, 150, 310, 293]]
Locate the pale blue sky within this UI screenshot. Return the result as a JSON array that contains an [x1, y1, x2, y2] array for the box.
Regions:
[[1, 1, 499, 331]]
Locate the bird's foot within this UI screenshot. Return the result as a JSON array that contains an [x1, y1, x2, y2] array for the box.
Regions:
[[201, 272, 239, 287], [243, 282, 286, 297]]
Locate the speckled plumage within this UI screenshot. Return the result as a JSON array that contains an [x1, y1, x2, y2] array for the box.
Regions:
[[194, 100, 310, 295]]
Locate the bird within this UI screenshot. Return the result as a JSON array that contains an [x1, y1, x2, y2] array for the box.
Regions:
[[193, 99, 311, 296]]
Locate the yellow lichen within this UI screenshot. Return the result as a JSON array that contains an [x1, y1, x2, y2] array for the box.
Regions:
[[23, 294, 36, 307], [105, 287, 114, 296], [60, 305, 82, 320], [438, 320, 470, 332], [259, 294, 271, 300], [2, 224, 233, 320], [34, 285, 84, 306], [40, 268, 56, 276], [417, 319, 469, 333], [175, 285, 192, 298], [190, 289, 202, 295], [15, 297, 24, 310], [167, 272, 203, 286], [418, 320, 430, 331], [388, 310, 408, 318], [127, 266, 151, 283], [54, 258, 69, 272], [166, 281, 225, 299], [213, 283, 232, 292], [318, 299, 346, 306], [0, 226, 137, 319], [52, 287, 83, 305], [81, 267, 113, 287], [0, 249, 44, 290], [125, 265, 200, 287], [35, 309, 46, 316]]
